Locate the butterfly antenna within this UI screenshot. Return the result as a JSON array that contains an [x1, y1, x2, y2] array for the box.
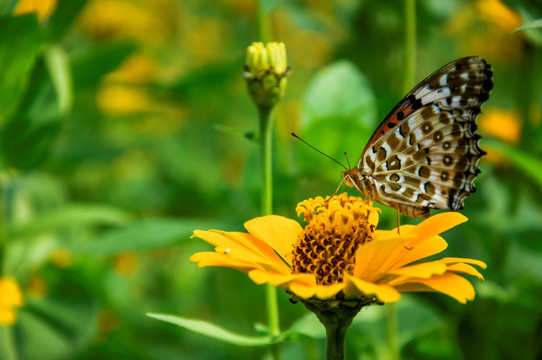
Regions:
[[344, 152, 352, 169], [291, 133, 348, 170]]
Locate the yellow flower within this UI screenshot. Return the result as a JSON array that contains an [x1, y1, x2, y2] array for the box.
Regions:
[[13, 0, 57, 21], [479, 107, 522, 144], [0, 278, 24, 325], [244, 42, 290, 109], [191, 194, 486, 304]]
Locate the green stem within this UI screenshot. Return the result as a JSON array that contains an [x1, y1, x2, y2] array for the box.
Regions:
[[403, 0, 417, 94], [386, 2, 417, 359], [386, 303, 400, 360], [315, 308, 355, 360], [259, 107, 273, 216], [259, 106, 281, 359], [0, 326, 18, 360], [257, 0, 271, 43]]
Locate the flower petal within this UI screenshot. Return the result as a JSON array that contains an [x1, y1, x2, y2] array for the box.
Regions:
[[386, 261, 448, 280], [347, 275, 401, 303], [192, 230, 288, 272], [353, 233, 418, 281], [314, 283, 346, 300], [248, 269, 311, 286], [190, 252, 261, 272], [407, 212, 468, 242], [440, 257, 487, 269], [244, 215, 302, 265], [394, 273, 475, 303], [446, 263, 485, 281]]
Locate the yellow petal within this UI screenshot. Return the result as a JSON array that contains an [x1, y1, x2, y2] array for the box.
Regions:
[[391, 234, 448, 269], [288, 279, 319, 299], [314, 283, 346, 300], [446, 263, 485, 281], [347, 275, 401, 303], [353, 234, 417, 281], [192, 230, 287, 271], [248, 269, 311, 286], [244, 215, 302, 265], [440, 257, 487, 269], [395, 273, 475, 303], [386, 261, 447, 280], [190, 252, 261, 271], [409, 212, 468, 241]]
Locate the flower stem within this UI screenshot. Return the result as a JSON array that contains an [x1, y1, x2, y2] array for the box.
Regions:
[[386, 2, 417, 359], [257, 0, 271, 43], [403, 0, 416, 95], [386, 303, 400, 360], [259, 106, 281, 359]]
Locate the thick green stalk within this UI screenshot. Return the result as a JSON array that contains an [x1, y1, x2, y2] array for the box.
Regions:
[[259, 106, 281, 360], [403, 0, 417, 95], [386, 303, 400, 360], [385, 1, 417, 359], [257, 1, 271, 43]]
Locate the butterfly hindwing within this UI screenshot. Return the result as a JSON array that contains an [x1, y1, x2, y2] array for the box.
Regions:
[[352, 56, 493, 218]]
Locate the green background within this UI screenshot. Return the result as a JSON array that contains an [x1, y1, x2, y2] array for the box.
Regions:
[[1, 0, 541, 359]]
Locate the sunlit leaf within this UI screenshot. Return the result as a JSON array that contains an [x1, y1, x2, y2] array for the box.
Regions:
[[303, 60, 377, 127], [513, 18, 542, 32], [147, 313, 277, 346], [485, 139, 542, 189], [44, 45, 72, 115], [6, 204, 130, 241], [71, 217, 231, 255]]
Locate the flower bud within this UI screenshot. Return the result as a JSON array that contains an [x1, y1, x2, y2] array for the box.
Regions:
[[244, 42, 290, 109]]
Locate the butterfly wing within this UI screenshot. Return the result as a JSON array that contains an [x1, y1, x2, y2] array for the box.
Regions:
[[357, 56, 493, 217]]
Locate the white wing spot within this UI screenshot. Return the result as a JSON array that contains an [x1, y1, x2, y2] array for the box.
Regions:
[[439, 74, 448, 86]]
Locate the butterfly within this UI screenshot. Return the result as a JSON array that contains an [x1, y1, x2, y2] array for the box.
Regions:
[[341, 56, 493, 218]]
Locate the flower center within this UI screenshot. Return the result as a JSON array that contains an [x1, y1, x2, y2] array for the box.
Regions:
[[291, 193, 379, 285]]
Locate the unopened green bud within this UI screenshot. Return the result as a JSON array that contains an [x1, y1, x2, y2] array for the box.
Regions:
[[244, 42, 290, 109]]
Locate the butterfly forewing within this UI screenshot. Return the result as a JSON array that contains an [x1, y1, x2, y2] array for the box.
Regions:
[[348, 57, 493, 218]]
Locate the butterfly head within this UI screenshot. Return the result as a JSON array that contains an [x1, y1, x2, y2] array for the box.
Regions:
[[341, 168, 373, 199]]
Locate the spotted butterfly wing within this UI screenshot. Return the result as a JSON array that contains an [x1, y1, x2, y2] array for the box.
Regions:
[[342, 56, 493, 218]]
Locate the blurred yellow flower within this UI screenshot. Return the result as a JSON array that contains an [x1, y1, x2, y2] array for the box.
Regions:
[[479, 107, 522, 144], [51, 247, 72, 268], [97, 85, 151, 116], [475, 0, 521, 32], [114, 253, 139, 275], [192, 194, 486, 304], [77, 0, 171, 45], [13, 0, 57, 21], [0, 278, 24, 325]]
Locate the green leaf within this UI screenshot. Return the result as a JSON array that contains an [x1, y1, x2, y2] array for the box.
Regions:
[[214, 123, 258, 142], [0, 0, 18, 15], [485, 139, 542, 189], [513, 18, 542, 32], [0, 116, 61, 170], [71, 217, 230, 255], [13, 274, 97, 360], [280, 314, 325, 341], [6, 204, 130, 241], [303, 60, 377, 128], [45, 0, 87, 41], [71, 42, 137, 90], [0, 14, 43, 125], [44, 45, 72, 115], [147, 313, 277, 346]]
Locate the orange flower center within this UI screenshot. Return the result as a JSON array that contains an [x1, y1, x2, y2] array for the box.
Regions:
[[291, 193, 379, 285]]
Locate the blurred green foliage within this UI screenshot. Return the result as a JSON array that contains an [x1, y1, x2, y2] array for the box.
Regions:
[[0, 0, 541, 359]]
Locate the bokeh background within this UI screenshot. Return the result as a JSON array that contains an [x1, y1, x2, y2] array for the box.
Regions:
[[1, 0, 541, 359]]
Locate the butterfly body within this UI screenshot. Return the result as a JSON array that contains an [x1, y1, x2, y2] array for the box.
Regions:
[[343, 56, 493, 218]]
